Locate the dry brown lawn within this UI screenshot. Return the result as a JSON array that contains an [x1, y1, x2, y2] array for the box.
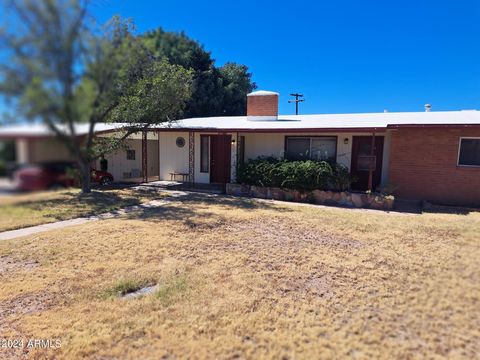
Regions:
[[0, 194, 479, 359]]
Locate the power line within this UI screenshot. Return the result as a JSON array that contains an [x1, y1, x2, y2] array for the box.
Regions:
[[288, 93, 304, 115]]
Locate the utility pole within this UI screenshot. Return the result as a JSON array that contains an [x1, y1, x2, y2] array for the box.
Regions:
[[288, 93, 304, 115]]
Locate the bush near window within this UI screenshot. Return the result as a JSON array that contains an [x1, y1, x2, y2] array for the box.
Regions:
[[236, 157, 356, 192]]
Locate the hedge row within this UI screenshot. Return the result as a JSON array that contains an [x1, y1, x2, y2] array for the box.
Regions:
[[236, 157, 356, 192]]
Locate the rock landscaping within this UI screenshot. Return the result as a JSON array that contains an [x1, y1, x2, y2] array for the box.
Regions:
[[226, 183, 395, 210]]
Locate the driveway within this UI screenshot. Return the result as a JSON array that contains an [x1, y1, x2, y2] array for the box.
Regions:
[[0, 177, 16, 196]]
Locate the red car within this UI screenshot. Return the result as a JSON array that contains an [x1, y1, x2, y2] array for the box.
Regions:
[[14, 161, 114, 191]]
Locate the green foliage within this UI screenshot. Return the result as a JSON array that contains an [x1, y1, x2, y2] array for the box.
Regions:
[[329, 163, 358, 192], [0, 141, 15, 162], [220, 63, 255, 116], [142, 28, 256, 117], [0, 126, 16, 178], [154, 274, 188, 306], [237, 157, 356, 192], [107, 58, 193, 125]]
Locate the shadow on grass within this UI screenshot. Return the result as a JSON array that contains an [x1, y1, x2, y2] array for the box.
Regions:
[[422, 204, 480, 216], [2, 189, 160, 221], [392, 198, 480, 216], [121, 192, 292, 225], [180, 192, 293, 211]]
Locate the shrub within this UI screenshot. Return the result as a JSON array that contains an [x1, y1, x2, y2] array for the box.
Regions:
[[328, 163, 356, 191], [237, 157, 355, 192], [236, 156, 279, 187]]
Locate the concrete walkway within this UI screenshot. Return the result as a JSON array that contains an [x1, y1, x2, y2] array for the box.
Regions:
[[0, 190, 188, 241]]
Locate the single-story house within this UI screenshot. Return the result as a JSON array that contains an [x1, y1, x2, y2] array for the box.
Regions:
[[1, 90, 479, 206]]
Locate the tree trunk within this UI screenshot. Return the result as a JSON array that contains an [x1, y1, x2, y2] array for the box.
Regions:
[[80, 161, 92, 194]]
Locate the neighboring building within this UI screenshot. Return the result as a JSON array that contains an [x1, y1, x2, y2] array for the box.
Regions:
[[0, 90, 479, 206]]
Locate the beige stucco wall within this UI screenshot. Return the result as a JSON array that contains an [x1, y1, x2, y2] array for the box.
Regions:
[[27, 138, 73, 163], [102, 139, 142, 181], [15, 139, 30, 164], [95, 130, 160, 182], [98, 138, 159, 182], [241, 132, 384, 169], [241, 131, 391, 186], [158, 131, 237, 184], [156, 130, 391, 185], [96, 130, 392, 186], [159, 131, 189, 181]]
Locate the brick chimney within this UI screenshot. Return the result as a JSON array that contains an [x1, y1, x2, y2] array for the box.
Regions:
[[247, 90, 279, 120]]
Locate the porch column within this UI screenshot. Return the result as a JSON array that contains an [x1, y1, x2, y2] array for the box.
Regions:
[[142, 131, 148, 182], [157, 131, 161, 181], [231, 132, 239, 183], [368, 130, 376, 191], [15, 138, 29, 164], [188, 131, 195, 185]]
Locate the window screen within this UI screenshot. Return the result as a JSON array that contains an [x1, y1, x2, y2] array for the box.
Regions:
[[285, 138, 310, 160], [311, 137, 337, 161], [286, 137, 336, 161], [200, 135, 209, 172], [458, 138, 480, 166]]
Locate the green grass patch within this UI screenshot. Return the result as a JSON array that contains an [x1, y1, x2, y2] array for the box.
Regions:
[[154, 273, 189, 305], [102, 277, 156, 298]]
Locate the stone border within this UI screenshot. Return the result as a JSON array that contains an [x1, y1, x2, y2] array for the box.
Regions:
[[226, 183, 394, 211]]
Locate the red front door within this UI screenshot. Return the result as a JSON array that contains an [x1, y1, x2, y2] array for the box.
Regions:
[[210, 135, 231, 184], [351, 136, 384, 191]]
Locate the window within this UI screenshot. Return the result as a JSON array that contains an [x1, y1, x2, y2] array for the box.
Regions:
[[200, 135, 209, 172], [357, 155, 377, 171], [285, 136, 337, 161], [126, 149, 135, 160], [458, 138, 480, 166]]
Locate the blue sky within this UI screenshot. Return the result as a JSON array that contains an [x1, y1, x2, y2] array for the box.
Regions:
[[90, 0, 480, 115], [5, 0, 480, 117]]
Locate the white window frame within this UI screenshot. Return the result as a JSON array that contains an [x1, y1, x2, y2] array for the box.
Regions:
[[285, 136, 337, 161], [457, 137, 480, 168]]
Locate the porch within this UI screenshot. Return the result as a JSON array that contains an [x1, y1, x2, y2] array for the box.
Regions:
[[99, 128, 392, 192]]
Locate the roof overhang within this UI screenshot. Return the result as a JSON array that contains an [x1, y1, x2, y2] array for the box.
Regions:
[[145, 126, 388, 133], [387, 123, 480, 129]]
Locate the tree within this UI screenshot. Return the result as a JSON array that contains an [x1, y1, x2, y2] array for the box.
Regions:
[[0, 140, 15, 177], [0, 0, 193, 193], [219, 63, 256, 116], [142, 28, 256, 117], [0, 141, 15, 162]]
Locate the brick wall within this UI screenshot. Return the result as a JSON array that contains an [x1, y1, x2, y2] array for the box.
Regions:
[[389, 127, 480, 205], [247, 95, 278, 117]]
